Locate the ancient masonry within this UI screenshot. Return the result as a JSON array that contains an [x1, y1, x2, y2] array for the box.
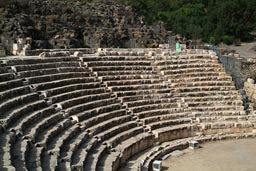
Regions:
[[0, 48, 256, 171], [0, 0, 167, 54]]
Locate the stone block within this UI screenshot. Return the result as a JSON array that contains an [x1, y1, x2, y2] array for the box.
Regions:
[[73, 51, 83, 57], [247, 78, 255, 84], [0, 50, 6, 57]]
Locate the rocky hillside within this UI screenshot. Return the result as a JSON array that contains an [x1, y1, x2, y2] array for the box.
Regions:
[[0, 0, 167, 53]]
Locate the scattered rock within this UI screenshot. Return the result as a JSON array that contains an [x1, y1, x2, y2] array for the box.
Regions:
[[234, 53, 240, 58], [73, 51, 83, 57], [0, 0, 167, 53], [247, 78, 255, 84]]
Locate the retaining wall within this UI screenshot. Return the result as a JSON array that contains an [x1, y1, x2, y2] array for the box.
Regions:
[[219, 55, 256, 89]]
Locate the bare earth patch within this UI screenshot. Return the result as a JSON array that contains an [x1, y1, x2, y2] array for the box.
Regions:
[[163, 138, 256, 171], [221, 41, 256, 58]]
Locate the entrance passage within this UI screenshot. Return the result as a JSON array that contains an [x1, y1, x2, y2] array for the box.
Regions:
[[163, 138, 256, 171]]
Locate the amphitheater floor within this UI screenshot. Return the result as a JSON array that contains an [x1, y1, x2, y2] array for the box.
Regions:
[[162, 138, 256, 171]]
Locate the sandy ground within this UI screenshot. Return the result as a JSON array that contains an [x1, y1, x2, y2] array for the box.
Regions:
[[221, 41, 256, 58], [163, 138, 256, 171]]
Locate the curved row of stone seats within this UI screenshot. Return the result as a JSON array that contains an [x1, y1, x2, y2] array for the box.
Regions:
[[101, 133, 155, 171], [0, 56, 134, 171], [135, 110, 190, 127], [0, 92, 39, 114], [24, 72, 90, 85], [129, 100, 179, 114], [23, 96, 124, 170], [40, 109, 132, 170], [125, 132, 256, 171], [0, 59, 92, 129], [74, 115, 137, 171], [0, 134, 15, 171], [109, 84, 168, 92], [158, 62, 221, 70], [180, 90, 241, 98], [96, 49, 145, 56], [114, 88, 172, 98], [153, 51, 246, 125], [97, 70, 158, 76], [102, 79, 162, 87], [86, 61, 152, 67], [120, 138, 189, 171], [18, 67, 87, 78], [0, 49, 252, 171], [177, 49, 214, 55], [0, 78, 27, 93], [0, 66, 12, 73], [1, 57, 79, 66], [170, 75, 233, 83], [1, 55, 146, 168], [91, 66, 155, 72], [81, 53, 201, 171], [172, 81, 234, 88], [84, 56, 148, 62], [13, 61, 81, 72], [175, 86, 236, 93], [119, 93, 173, 103], [102, 124, 199, 171], [99, 75, 162, 82], [1, 58, 78, 170], [167, 72, 228, 80], [0, 73, 17, 82], [85, 57, 170, 100], [126, 97, 192, 130], [155, 57, 218, 65], [82, 55, 191, 133], [163, 67, 225, 75], [0, 57, 83, 91], [102, 50, 252, 170], [9, 83, 103, 136]]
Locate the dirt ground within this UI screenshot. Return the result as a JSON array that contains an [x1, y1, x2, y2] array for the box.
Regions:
[[221, 41, 256, 58], [163, 138, 256, 171]]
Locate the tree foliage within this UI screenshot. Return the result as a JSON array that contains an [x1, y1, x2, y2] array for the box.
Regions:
[[123, 0, 256, 44]]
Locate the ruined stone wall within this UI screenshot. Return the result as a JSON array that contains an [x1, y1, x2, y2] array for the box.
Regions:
[[0, 0, 167, 54], [219, 55, 256, 89], [244, 79, 256, 108], [25, 48, 97, 56]]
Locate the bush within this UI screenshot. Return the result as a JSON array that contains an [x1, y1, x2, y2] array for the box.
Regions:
[[222, 35, 235, 45], [233, 39, 241, 46], [209, 36, 216, 44]]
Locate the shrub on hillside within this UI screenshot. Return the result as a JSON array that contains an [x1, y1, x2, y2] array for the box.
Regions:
[[222, 35, 235, 45]]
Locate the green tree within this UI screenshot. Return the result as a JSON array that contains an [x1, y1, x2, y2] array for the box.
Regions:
[[123, 0, 256, 44]]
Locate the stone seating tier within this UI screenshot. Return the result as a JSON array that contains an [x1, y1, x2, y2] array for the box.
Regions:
[[170, 76, 233, 83], [84, 56, 147, 61], [90, 66, 155, 72], [1, 57, 80, 66], [96, 70, 158, 76], [17, 67, 88, 78], [0, 79, 25, 92], [158, 63, 221, 70], [164, 72, 227, 79], [85, 61, 152, 67], [99, 74, 161, 81], [14, 62, 82, 72], [0, 49, 254, 171], [155, 59, 219, 65], [0, 93, 39, 114]]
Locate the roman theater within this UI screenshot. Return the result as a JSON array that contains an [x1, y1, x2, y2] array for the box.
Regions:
[[0, 47, 255, 171]]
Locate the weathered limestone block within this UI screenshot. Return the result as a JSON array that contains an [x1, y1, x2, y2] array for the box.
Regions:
[[39, 51, 71, 58], [155, 125, 196, 143], [244, 78, 256, 108], [0, 49, 6, 57], [247, 78, 255, 84]]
